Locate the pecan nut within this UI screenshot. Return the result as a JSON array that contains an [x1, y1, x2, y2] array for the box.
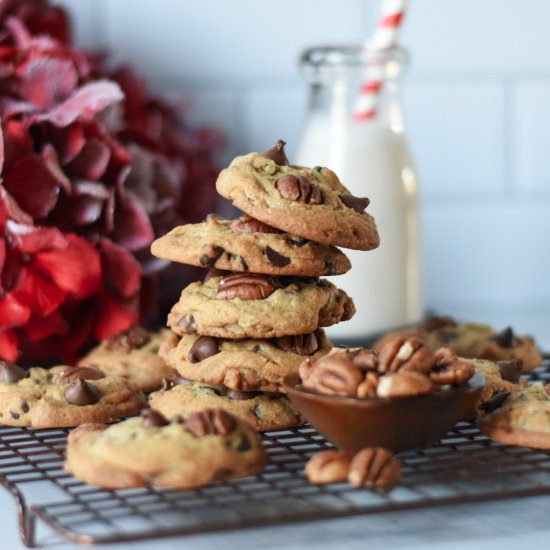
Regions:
[[305, 450, 354, 484], [348, 447, 401, 491], [105, 326, 150, 352], [377, 336, 436, 374], [356, 371, 380, 398], [52, 366, 104, 385], [300, 352, 363, 397], [276, 174, 323, 204], [274, 333, 319, 356], [215, 273, 279, 300], [347, 348, 378, 371], [376, 371, 433, 398], [230, 214, 280, 234], [185, 408, 237, 437], [434, 346, 458, 366], [430, 360, 475, 386]]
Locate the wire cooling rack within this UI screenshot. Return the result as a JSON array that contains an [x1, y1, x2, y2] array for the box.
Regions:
[[0, 359, 549, 548]]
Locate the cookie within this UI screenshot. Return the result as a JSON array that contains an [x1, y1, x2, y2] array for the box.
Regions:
[[150, 214, 351, 276], [375, 317, 542, 372], [461, 357, 527, 417], [149, 378, 304, 431], [0, 362, 146, 428], [65, 408, 267, 489], [78, 326, 175, 393], [159, 329, 331, 393], [167, 273, 355, 339], [477, 383, 550, 449], [215, 149, 380, 250]]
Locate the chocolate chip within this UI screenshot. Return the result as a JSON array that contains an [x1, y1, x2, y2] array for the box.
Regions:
[[420, 315, 458, 332], [263, 139, 289, 166], [64, 379, 99, 406], [226, 389, 259, 400], [177, 313, 197, 332], [141, 409, 169, 427], [236, 436, 251, 452], [286, 236, 308, 247], [21, 401, 29, 413], [240, 256, 249, 271], [188, 336, 220, 363], [251, 345, 261, 352], [105, 326, 150, 352], [199, 245, 225, 267], [480, 391, 511, 413], [491, 327, 516, 348], [10, 410, 20, 420], [265, 246, 290, 267], [497, 359, 523, 383], [0, 361, 28, 383], [340, 192, 370, 213]]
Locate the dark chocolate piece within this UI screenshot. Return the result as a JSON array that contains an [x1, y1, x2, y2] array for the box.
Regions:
[[141, 409, 169, 427], [340, 192, 370, 213], [0, 361, 28, 383], [188, 336, 220, 363], [491, 327, 516, 348], [480, 391, 511, 413], [496, 359, 523, 383], [263, 139, 289, 166], [64, 379, 100, 406], [265, 246, 291, 267]]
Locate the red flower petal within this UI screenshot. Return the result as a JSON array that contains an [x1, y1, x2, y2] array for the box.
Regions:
[[42, 144, 72, 193], [112, 190, 154, 251], [67, 138, 110, 180], [46, 123, 86, 164], [21, 309, 68, 342], [3, 154, 61, 218], [97, 237, 141, 298], [17, 56, 78, 109], [14, 265, 66, 316], [34, 80, 124, 127], [0, 185, 34, 225], [0, 293, 31, 329], [5, 221, 67, 253], [0, 329, 19, 362], [33, 234, 101, 298], [94, 294, 139, 341], [2, 120, 33, 172]]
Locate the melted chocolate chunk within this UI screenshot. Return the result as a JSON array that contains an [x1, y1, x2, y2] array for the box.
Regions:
[[10, 410, 20, 420], [64, 379, 99, 406], [226, 389, 260, 400], [141, 409, 169, 427], [497, 359, 523, 383], [263, 139, 289, 166], [21, 402, 29, 413], [265, 246, 291, 267], [199, 245, 225, 267], [491, 327, 516, 348], [0, 361, 28, 384], [340, 192, 370, 213], [480, 391, 511, 413], [188, 336, 220, 363]]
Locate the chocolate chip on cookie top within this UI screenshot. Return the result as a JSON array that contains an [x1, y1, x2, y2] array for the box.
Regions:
[[64, 379, 100, 406], [263, 139, 290, 166], [0, 360, 28, 383]]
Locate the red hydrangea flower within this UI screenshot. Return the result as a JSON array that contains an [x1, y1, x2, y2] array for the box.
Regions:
[[0, 1, 222, 363]]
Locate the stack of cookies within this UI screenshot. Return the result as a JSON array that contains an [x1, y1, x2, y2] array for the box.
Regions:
[[149, 140, 380, 431]]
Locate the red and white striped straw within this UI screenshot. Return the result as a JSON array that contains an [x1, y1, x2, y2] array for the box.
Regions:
[[353, 0, 408, 121]]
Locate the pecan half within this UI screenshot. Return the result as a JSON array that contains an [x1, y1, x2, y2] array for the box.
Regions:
[[276, 174, 323, 204], [185, 408, 237, 437], [348, 448, 401, 491], [105, 326, 150, 352], [376, 371, 433, 398], [348, 348, 379, 371], [52, 366, 104, 385], [434, 346, 458, 366], [215, 273, 279, 300], [230, 214, 280, 234], [300, 353, 363, 397], [430, 360, 475, 386], [305, 450, 354, 484], [274, 333, 319, 355], [356, 371, 380, 398], [377, 336, 436, 374]]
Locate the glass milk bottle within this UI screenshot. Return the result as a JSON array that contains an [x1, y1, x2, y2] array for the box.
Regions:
[[296, 46, 422, 338]]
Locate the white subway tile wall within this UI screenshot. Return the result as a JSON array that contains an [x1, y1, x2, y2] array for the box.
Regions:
[[56, 0, 550, 321]]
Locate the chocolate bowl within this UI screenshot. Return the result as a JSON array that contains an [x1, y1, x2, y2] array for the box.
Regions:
[[283, 373, 485, 452]]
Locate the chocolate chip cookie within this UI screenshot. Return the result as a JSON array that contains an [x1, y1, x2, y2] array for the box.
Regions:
[[159, 329, 331, 393], [215, 148, 380, 250], [0, 361, 146, 428], [150, 214, 351, 276], [78, 326, 175, 393], [167, 274, 355, 339], [477, 383, 550, 449], [375, 317, 542, 372], [65, 408, 267, 489], [149, 379, 303, 432]]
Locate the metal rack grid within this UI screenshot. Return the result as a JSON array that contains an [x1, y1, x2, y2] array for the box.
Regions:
[[0, 359, 549, 548]]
